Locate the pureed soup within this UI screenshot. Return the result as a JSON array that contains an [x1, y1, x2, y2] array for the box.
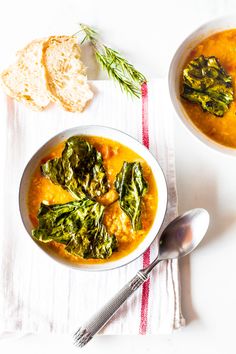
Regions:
[[181, 29, 236, 148], [28, 136, 158, 264]]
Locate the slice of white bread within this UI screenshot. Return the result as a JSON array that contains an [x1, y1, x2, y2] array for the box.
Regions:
[[42, 36, 93, 112], [1, 39, 50, 111]]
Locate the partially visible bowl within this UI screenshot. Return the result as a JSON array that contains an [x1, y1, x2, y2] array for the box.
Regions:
[[19, 125, 167, 271], [169, 15, 236, 157]]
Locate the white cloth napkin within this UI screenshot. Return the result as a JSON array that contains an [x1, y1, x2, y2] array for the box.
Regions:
[[0, 79, 184, 335]]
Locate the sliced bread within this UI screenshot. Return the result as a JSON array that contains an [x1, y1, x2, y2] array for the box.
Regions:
[[42, 36, 93, 112], [1, 39, 50, 111]]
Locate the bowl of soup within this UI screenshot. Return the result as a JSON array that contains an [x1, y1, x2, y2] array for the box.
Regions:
[[19, 125, 167, 271], [169, 15, 236, 156]]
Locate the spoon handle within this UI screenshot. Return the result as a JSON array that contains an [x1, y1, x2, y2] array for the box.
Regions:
[[73, 269, 150, 348]]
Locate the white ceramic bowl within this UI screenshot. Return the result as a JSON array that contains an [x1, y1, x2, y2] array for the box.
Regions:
[[19, 125, 167, 271], [169, 15, 236, 157]]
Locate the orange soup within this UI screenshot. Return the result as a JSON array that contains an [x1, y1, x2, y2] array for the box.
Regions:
[[28, 136, 158, 264], [181, 29, 236, 148]]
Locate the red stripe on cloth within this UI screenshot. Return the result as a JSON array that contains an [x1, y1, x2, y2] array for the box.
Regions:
[[141, 83, 149, 149], [139, 82, 151, 335]]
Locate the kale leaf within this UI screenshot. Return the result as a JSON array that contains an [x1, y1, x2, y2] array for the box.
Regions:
[[32, 199, 117, 259], [115, 162, 148, 231], [41, 137, 109, 199], [182, 55, 234, 117]]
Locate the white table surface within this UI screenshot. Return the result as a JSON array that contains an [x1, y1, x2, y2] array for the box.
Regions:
[[1, 0, 236, 353]]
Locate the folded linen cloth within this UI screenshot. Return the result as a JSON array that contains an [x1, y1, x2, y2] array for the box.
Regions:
[[0, 79, 184, 335]]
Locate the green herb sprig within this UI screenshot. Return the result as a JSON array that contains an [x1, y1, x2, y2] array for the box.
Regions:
[[78, 24, 147, 98]]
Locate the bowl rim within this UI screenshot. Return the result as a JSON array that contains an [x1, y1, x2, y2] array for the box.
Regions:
[[19, 124, 168, 271], [168, 14, 236, 158]]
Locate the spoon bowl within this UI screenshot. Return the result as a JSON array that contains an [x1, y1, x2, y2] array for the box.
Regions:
[[159, 208, 210, 260]]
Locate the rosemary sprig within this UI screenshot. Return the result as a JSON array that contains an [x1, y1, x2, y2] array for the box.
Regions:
[[78, 24, 147, 98]]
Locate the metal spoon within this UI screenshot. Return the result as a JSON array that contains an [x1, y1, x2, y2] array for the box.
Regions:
[[73, 208, 209, 347]]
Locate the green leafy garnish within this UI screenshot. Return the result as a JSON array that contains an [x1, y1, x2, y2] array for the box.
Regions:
[[41, 137, 109, 199], [115, 162, 148, 231], [32, 199, 117, 259], [182, 55, 234, 117], [78, 24, 147, 98]]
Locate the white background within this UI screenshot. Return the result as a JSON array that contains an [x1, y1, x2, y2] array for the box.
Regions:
[[1, 0, 236, 353]]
